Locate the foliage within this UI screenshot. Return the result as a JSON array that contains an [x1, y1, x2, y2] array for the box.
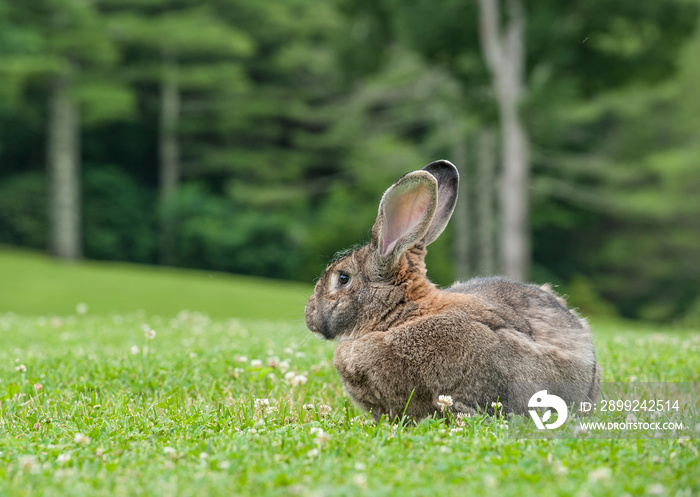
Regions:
[[164, 183, 307, 279], [0, 168, 156, 263], [0, 172, 48, 249], [529, 24, 700, 321], [83, 165, 157, 263]]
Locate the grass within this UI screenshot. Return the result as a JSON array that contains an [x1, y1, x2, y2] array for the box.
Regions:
[[1, 247, 699, 496], [0, 246, 312, 319]]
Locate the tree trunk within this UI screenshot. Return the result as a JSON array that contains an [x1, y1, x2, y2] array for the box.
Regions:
[[47, 62, 81, 260], [476, 128, 496, 275], [477, 0, 530, 281], [452, 129, 470, 281], [158, 53, 181, 266]]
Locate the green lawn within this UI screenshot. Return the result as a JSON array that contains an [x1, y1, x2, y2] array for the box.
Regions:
[[1, 247, 698, 496], [0, 246, 312, 319]]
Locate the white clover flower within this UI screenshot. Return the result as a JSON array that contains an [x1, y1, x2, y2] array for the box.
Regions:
[[437, 395, 453, 412], [307, 448, 319, 457], [279, 360, 290, 373], [319, 405, 332, 416], [233, 367, 244, 378], [199, 452, 209, 460], [57, 453, 71, 464], [250, 359, 263, 369], [552, 461, 568, 475], [315, 432, 330, 447], [353, 474, 367, 487], [15, 364, 27, 373], [284, 372, 296, 382], [284, 347, 294, 355], [574, 425, 588, 437], [75, 303, 88, 315], [236, 355, 248, 363], [18, 455, 39, 474], [647, 484, 665, 495], [483, 475, 497, 488], [303, 404, 315, 411], [310, 427, 324, 436], [491, 401, 503, 409], [267, 357, 280, 368], [588, 466, 612, 482], [254, 398, 270, 410], [74, 433, 90, 445], [289, 374, 307, 387], [130, 345, 140, 355], [163, 447, 176, 456], [218, 461, 231, 470], [144, 329, 156, 340]]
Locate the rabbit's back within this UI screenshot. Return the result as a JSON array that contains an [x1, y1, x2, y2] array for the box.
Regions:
[[444, 276, 598, 413], [447, 276, 585, 337]]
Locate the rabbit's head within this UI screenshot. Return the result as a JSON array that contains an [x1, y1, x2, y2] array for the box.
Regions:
[[305, 160, 458, 340]]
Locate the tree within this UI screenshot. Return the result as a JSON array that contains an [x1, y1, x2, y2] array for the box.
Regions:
[[478, 0, 529, 280], [2, 0, 134, 260], [47, 58, 81, 259], [530, 14, 700, 320], [340, 0, 697, 282], [106, 1, 254, 264], [475, 129, 497, 276]]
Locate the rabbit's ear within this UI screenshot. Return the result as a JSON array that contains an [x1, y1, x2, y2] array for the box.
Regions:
[[371, 170, 438, 267], [420, 160, 459, 246]]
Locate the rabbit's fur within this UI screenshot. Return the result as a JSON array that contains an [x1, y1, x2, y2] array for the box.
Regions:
[[305, 160, 600, 421]]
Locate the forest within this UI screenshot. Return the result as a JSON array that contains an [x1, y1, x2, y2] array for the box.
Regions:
[[1, 0, 699, 323]]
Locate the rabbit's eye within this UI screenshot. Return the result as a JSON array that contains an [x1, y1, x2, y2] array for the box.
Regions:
[[337, 271, 350, 286]]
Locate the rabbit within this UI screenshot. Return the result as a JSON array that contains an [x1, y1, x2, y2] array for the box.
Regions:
[[305, 160, 600, 421]]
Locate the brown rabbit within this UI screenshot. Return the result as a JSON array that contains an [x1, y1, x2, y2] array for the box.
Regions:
[[305, 160, 600, 421]]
